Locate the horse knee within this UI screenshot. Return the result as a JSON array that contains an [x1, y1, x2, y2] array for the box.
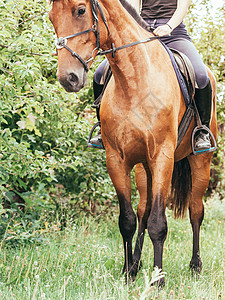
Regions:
[[148, 216, 167, 243], [189, 203, 204, 226], [119, 209, 137, 241], [147, 198, 167, 243]]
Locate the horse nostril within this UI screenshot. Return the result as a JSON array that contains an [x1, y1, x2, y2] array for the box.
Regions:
[[68, 73, 78, 84], [58, 71, 85, 92]]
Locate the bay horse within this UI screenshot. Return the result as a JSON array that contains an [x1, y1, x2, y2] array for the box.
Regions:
[[49, 0, 217, 285]]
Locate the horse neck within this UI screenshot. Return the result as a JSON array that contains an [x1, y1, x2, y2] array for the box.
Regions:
[[99, 0, 155, 94]]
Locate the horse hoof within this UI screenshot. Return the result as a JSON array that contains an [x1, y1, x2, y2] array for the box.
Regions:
[[132, 259, 142, 275], [124, 274, 136, 284], [123, 269, 136, 284], [190, 260, 202, 274], [135, 259, 143, 271], [122, 259, 142, 276], [122, 264, 140, 283], [159, 277, 165, 287], [151, 277, 165, 288]]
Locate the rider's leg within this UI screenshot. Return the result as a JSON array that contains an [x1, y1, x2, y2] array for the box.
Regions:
[[194, 81, 212, 150], [88, 60, 107, 148], [165, 38, 212, 150], [93, 78, 104, 106], [88, 79, 104, 148], [145, 19, 213, 151]]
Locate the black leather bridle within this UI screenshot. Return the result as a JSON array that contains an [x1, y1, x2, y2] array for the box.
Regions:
[[55, 0, 109, 72], [55, 0, 162, 71]]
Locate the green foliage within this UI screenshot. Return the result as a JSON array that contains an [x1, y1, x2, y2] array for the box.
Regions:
[[0, 0, 114, 238], [0, 0, 60, 198]]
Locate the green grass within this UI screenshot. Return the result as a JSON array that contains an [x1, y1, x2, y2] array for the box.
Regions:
[[0, 195, 225, 299]]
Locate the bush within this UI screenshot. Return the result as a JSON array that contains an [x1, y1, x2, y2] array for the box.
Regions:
[[0, 0, 115, 242]]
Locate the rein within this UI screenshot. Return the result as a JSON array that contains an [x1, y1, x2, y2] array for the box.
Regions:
[[97, 35, 162, 58], [55, 0, 162, 71]]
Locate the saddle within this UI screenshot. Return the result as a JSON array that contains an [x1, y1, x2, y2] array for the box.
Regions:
[[92, 61, 111, 109], [170, 48, 195, 104], [164, 46, 196, 149]]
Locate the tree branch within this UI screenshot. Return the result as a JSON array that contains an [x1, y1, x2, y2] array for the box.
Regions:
[[18, 12, 46, 26], [30, 52, 45, 57], [0, 67, 13, 76], [0, 44, 9, 49]]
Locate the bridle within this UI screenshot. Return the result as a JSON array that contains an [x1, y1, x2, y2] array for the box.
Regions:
[[55, 0, 162, 72], [55, 0, 109, 72]]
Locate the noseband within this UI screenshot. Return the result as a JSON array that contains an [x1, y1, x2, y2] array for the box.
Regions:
[[55, 0, 109, 72]]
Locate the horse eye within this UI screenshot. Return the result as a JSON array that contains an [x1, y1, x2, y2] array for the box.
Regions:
[[78, 7, 86, 16]]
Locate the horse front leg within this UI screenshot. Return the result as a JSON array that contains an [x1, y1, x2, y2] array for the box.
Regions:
[[106, 151, 137, 281], [188, 154, 212, 273], [132, 163, 152, 277], [147, 153, 174, 286]]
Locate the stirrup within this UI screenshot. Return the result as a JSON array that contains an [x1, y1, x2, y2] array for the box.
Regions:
[[87, 122, 104, 149], [191, 125, 217, 155]]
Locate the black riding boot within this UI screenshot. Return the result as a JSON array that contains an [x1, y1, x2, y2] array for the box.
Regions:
[[88, 80, 104, 149], [194, 81, 212, 151]]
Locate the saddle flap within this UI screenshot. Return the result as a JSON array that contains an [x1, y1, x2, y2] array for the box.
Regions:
[[92, 61, 112, 108], [169, 48, 196, 101]]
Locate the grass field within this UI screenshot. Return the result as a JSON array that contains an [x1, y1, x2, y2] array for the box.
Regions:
[[0, 194, 225, 300]]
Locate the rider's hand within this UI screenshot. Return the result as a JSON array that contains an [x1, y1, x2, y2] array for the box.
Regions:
[[153, 24, 172, 37]]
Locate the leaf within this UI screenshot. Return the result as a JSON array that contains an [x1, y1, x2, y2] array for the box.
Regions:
[[25, 121, 34, 131], [34, 105, 44, 114], [17, 120, 26, 129], [0, 118, 8, 124], [34, 128, 41, 136]]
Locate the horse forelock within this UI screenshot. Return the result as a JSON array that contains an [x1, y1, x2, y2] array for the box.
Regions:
[[49, 0, 70, 4]]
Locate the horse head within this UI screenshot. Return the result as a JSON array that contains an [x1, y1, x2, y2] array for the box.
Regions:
[[49, 0, 109, 92]]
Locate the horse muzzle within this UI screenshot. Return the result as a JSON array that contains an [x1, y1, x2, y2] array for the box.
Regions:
[[57, 70, 87, 93]]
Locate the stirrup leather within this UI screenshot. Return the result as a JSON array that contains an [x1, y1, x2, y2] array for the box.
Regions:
[[191, 125, 217, 155], [87, 122, 104, 149]]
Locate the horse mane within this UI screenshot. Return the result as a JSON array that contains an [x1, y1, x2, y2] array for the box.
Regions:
[[119, 0, 150, 32], [50, 0, 150, 32], [49, 0, 69, 3]]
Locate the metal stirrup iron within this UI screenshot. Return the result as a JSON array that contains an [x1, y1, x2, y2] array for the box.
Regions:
[[191, 100, 217, 155], [87, 122, 104, 149]]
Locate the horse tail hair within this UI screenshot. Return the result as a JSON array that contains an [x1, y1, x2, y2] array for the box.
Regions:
[[170, 157, 192, 218]]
